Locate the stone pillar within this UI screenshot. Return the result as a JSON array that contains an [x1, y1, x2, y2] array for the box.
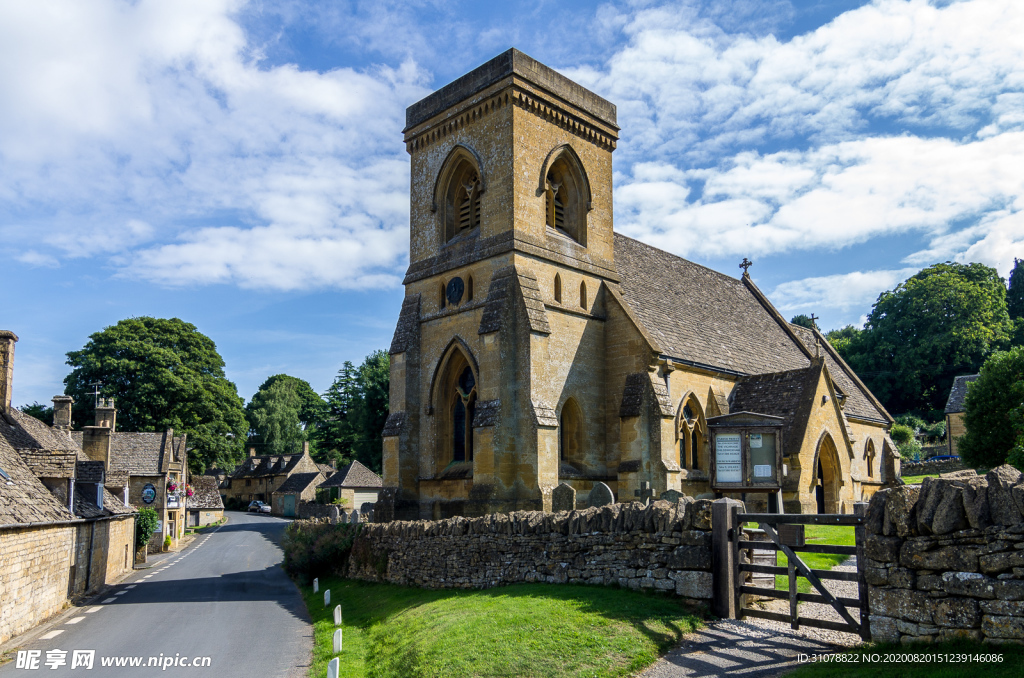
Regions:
[[711, 497, 744, 619]]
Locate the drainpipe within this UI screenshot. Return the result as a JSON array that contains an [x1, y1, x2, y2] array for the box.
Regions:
[[85, 520, 95, 593]]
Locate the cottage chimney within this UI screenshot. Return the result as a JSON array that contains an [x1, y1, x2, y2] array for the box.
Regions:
[[52, 395, 74, 429], [82, 426, 112, 469], [302, 440, 310, 455], [0, 330, 18, 413], [95, 397, 117, 432]]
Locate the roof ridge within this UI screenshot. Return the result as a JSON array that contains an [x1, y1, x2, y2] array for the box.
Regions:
[[613, 233, 746, 287]]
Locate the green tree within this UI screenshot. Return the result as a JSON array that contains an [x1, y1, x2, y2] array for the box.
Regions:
[[246, 374, 326, 455], [824, 325, 865, 362], [958, 346, 1024, 468], [19, 402, 54, 426], [64, 317, 247, 474], [1008, 258, 1024, 321], [135, 507, 159, 549], [317, 351, 389, 473], [790, 314, 815, 329], [853, 262, 1012, 414]]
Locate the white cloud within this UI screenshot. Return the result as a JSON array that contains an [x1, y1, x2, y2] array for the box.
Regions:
[[771, 267, 919, 314], [0, 0, 427, 290], [15, 250, 60, 269]]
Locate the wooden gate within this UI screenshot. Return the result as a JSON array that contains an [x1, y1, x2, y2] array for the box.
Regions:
[[733, 505, 870, 641]]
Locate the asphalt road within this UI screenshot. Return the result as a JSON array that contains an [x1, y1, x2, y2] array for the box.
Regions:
[[1, 512, 312, 677]]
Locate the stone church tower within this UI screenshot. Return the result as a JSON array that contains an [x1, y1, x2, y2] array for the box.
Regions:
[[383, 50, 896, 519]]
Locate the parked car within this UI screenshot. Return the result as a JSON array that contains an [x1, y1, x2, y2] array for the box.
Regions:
[[248, 501, 271, 514]]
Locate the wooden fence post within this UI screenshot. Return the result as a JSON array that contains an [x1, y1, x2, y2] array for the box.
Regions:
[[712, 497, 744, 619]]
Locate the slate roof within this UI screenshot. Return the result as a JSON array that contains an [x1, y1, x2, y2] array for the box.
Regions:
[[69, 429, 184, 483], [231, 453, 307, 479], [0, 435, 75, 525], [730, 365, 822, 458], [275, 472, 324, 495], [186, 475, 224, 510], [1, 408, 80, 478], [613, 234, 810, 375], [72, 483, 136, 519], [317, 460, 382, 489], [944, 374, 980, 414], [789, 325, 889, 423]]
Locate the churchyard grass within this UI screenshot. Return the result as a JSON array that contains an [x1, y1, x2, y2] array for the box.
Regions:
[[900, 473, 941, 485], [299, 577, 704, 678], [785, 639, 1024, 677], [771, 524, 856, 594]]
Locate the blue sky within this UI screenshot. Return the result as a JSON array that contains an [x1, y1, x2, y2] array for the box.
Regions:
[[2, 0, 1022, 409]]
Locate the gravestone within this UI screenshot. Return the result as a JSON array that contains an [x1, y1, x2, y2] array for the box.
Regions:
[[313, 578, 319, 593], [588, 481, 615, 508], [334, 604, 342, 626], [324, 589, 330, 607], [552, 483, 576, 512], [333, 628, 343, 653], [634, 481, 654, 505], [349, 509, 360, 524], [660, 489, 684, 503], [374, 487, 397, 523], [360, 502, 375, 522], [329, 506, 340, 524], [327, 657, 339, 678]]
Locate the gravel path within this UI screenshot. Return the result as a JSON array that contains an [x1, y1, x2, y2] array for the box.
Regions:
[[638, 557, 864, 677]]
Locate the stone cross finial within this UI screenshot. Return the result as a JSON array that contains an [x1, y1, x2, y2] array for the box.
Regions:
[[809, 313, 819, 330], [739, 257, 753, 275], [634, 481, 654, 505]]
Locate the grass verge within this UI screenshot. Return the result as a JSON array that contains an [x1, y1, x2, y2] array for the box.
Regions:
[[785, 639, 1024, 677], [298, 578, 704, 678], [761, 524, 855, 593]]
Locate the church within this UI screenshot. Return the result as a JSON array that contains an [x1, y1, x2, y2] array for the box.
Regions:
[[382, 49, 897, 520]]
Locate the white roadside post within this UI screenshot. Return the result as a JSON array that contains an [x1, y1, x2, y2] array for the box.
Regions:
[[327, 657, 339, 678], [324, 589, 330, 607], [313, 578, 319, 593], [333, 628, 343, 654], [334, 605, 342, 626]]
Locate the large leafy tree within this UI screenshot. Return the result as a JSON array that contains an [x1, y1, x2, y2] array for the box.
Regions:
[[1008, 258, 1024, 321], [64, 317, 247, 474], [317, 351, 389, 473], [850, 262, 1012, 415], [245, 374, 326, 455], [790, 314, 815, 329], [959, 346, 1024, 468]]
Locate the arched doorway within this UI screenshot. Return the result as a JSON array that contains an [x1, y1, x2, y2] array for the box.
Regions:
[[814, 433, 841, 514]]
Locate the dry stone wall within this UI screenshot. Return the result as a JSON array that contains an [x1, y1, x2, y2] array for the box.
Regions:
[[346, 499, 717, 601], [899, 457, 966, 478], [865, 465, 1024, 644]]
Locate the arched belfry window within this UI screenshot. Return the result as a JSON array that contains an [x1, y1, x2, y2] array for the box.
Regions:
[[542, 146, 590, 245], [451, 366, 477, 462], [559, 398, 583, 464], [435, 146, 485, 244], [678, 395, 706, 472]]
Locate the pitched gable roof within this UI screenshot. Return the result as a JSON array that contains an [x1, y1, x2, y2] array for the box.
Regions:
[[944, 374, 980, 414], [231, 452, 308, 479], [317, 460, 382, 489], [0, 436, 76, 525], [2, 409, 79, 478], [69, 429, 183, 482], [789, 325, 890, 423], [613, 234, 810, 375], [275, 472, 323, 495], [186, 475, 224, 510], [730, 365, 822, 457]]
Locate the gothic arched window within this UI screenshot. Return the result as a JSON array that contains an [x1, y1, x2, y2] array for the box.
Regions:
[[559, 398, 583, 464], [435, 147, 485, 245], [679, 396, 706, 471], [451, 366, 477, 462], [554, 273, 562, 303], [544, 148, 589, 245], [865, 439, 876, 478]]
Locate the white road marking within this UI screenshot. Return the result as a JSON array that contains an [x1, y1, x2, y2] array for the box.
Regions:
[[84, 606, 102, 614], [101, 598, 117, 604], [114, 591, 127, 596], [40, 630, 63, 640], [66, 616, 86, 625], [126, 585, 137, 589]]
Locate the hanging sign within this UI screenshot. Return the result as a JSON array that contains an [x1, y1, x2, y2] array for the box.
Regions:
[[141, 483, 157, 504]]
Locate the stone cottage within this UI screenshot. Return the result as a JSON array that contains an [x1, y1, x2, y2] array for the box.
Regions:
[[943, 374, 978, 458], [272, 471, 324, 517], [382, 49, 896, 520], [316, 460, 382, 511], [222, 442, 321, 507], [69, 399, 189, 551], [0, 330, 136, 645], [186, 475, 225, 527]]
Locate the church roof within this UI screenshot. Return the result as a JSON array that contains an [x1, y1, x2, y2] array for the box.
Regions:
[[788, 325, 890, 423], [944, 374, 979, 414], [730, 364, 824, 457], [613, 234, 810, 376]]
